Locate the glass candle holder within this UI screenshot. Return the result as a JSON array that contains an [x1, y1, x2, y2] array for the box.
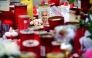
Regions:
[[50, 0, 60, 6], [10, 5, 15, 14], [14, 3, 27, 27], [19, 29, 34, 51], [48, 16, 64, 30], [22, 40, 39, 58], [43, 25, 50, 31], [51, 41, 61, 53], [18, 15, 30, 32], [40, 32, 54, 58]]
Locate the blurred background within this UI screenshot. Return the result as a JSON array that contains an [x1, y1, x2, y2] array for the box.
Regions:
[[10, 0, 78, 7]]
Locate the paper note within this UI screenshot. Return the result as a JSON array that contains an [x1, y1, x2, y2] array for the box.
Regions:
[[0, 0, 10, 11], [59, 5, 70, 23]]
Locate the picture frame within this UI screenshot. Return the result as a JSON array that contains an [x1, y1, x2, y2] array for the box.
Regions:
[[3, 24, 9, 32], [39, 4, 50, 25]]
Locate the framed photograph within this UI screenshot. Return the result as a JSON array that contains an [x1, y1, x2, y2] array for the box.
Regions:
[[0, 0, 10, 11], [39, 4, 50, 25], [3, 24, 9, 32]]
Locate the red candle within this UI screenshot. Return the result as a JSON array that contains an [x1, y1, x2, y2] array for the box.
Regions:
[[64, 1, 68, 6], [43, 25, 50, 31], [70, 3, 74, 8], [51, 41, 62, 52], [40, 32, 54, 58], [50, 0, 60, 6], [2, 11, 11, 20], [74, 27, 86, 53], [10, 5, 15, 14], [48, 16, 64, 30], [18, 15, 30, 32], [20, 30, 34, 51], [2, 11, 14, 28], [60, 2, 64, 5], [41, 0, 45, 4], [22, 40, 40, 58], [9, 5, 15, 21], [14, 3, 27, 28]]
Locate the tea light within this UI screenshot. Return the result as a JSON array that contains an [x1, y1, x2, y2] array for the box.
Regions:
[[19, 52, 36, 58], [51, 41, 61, 52], [47, 52, 65, 58], [48, 16, 64, 30]]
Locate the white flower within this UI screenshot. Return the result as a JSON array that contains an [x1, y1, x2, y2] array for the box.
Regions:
[[0, 40, 21, 56], [30, 19, 43, 26]]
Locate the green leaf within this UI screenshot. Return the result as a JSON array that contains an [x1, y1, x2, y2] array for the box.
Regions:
[[79, 19, 84, 24], [68, 0, 75, 4]]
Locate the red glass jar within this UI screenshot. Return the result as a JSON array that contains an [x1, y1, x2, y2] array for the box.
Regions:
[[3, 20, 13, 28], [40, 32, 54, 58], [9, 5, 15, 19], [50, 0, 60, 6], [48, 16, 64, 30], [14, 3, 27, 27], [18, 15, 30, 32], [51, 41, 62, 52], [43, 25, 50, 31], [20, 30, 34, 51], [22, 40, 40, 58]]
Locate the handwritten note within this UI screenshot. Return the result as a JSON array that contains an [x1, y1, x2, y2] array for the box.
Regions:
[[59, 5, 70, 23]]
